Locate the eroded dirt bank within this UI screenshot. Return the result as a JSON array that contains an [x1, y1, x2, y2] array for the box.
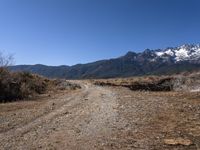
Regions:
[[0, 81, 200, 150]]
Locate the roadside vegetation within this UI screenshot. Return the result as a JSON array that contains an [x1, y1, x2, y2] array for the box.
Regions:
[[0, 68, 53, 102], [94, 76, 173, 91], [0, 68, 81, 103], [93, 72, 200, 92]]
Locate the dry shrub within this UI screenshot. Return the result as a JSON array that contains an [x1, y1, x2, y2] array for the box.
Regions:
[[0, 68, 82, 102], [0, 68, 52, 102], [94, 76, 174, 91]]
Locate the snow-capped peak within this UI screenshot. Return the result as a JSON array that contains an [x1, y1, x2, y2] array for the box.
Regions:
[[175, 47, 189, 61], [155, 44, 200, 62], [155, 49, 174, 57]]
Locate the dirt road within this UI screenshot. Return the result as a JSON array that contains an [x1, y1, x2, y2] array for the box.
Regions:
[[0, 81, 200, 150]]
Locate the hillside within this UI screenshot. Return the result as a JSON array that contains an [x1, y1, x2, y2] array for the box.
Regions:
[[9, 44, 200, 79], [0, 68, 81, 102]]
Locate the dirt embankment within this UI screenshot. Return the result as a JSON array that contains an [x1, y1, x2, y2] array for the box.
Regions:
[[0, 68, 81, 103], [93, 73, 200, 92], [94, 77, 173, 91]]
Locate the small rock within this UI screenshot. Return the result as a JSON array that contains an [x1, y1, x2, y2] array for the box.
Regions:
[[52, 127, 56, 131], [38, 145, 42, 148], [74, 128, 81, 133], [164, 138, 192, 146], [64, 111, 69, 115], [156, 136, 160, 139], [124, 95, 131, 98]]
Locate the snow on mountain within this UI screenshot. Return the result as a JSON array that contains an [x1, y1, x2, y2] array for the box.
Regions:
[[165, 49, 174, 56], [155, 44, 200, 62], [175, 46, 189, 61], [155, 51, 164, 56]]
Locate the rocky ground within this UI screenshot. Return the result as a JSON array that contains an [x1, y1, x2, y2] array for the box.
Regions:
[[0, 80, 200, 150]]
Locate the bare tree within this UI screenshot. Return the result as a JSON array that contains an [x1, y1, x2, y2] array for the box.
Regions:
[[0, 51, 14, 67]]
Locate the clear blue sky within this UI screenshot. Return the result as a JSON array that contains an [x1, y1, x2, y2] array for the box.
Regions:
[[0, 0, 200, 66]]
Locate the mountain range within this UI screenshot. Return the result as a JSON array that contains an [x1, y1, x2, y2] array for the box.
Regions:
[[9, 44, 200, 79]]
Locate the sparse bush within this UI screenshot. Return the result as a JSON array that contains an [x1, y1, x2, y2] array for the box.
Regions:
[[0, 68, 54, 102], [0, 68, 82, 103], [0, 51, 14, 67], [94, 76, 174, 91]]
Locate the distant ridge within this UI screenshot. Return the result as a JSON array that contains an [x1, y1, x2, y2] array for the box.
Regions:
[[9, 44, 200, 79]]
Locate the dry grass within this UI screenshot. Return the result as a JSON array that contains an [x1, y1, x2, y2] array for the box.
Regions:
[[0, 68, 81, 103], [93, 76, 174, 91], [92, 72, 200, 92]]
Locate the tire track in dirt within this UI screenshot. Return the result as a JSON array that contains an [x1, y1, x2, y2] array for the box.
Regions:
[[0, 81, 119, 150]]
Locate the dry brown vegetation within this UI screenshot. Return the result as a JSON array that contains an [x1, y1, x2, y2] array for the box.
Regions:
[[93, 76, 174, 91], [0, 68, 81, 103], [93, 72, 200, 92]]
